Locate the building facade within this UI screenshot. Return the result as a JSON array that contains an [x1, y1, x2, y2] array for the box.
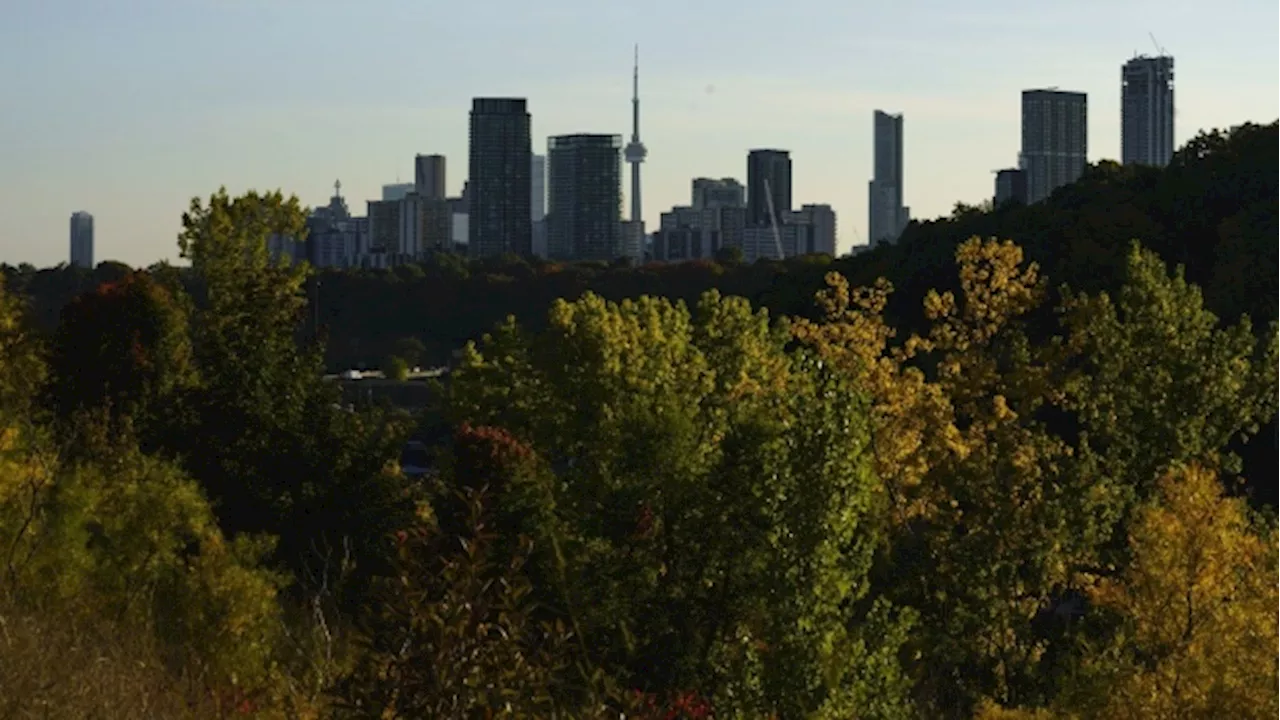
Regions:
[[788, 204, 837, 257], [546, 134, 623, 262], [382, 183, 415, 202], [1020, 89, 1088, 204], [746, 150, 792, 228], [868, 110, 909, 244], [652, 205, 746, 263], [691, 177, 745, 210], [994, 168, 1027, 207], [1121, 55, 1175, 167], [69, 211, 94, 269], [468, 98, 533, 257]]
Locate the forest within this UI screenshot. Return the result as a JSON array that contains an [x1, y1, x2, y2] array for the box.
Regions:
[[0, 121, 1276, 718]]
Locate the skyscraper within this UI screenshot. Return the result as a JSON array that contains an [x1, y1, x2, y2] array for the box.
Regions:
[[546, 134, 623, 262], [414, 154, 451, 253], [414, 155, 447, 200], [1020, 89, 1088, 204], [469, 98, 533, 257], [531, 154, 548, 257], [868, 110, 909, 244], [746, 150, 791, 228], [69, 211, 93, 269], [1122, 55, 1175, 167], [531, 154, 547, 223]]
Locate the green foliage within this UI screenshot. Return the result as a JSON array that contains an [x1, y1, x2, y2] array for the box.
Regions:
[[450, 290, 910, 717], [45, 271, 198, 450], [382, 354, 410, 381], [174, 189, 413, 607]]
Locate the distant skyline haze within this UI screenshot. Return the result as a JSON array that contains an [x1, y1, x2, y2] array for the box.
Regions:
[[1, 0, 1276, 267]]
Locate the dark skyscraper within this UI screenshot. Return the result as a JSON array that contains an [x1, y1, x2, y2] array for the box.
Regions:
[[69, 211, 93, 269], [414, 154, 447, 200], [869, 110, 909, 244], [547, 134, 623, 262], [746, 149, 791, 227], [1020, 89, 1088, 204], [468, 98, 532, 257], [1122, 55, 1175, 167]]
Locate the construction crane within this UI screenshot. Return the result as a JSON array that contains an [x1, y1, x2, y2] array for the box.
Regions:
[[762, 178, 785, 260], [1148, 32, 1168, 57]]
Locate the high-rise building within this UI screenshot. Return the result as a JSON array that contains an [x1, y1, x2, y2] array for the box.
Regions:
[[746, 150, 791, 227], [414, 155, 447, 200], [1020, 89, 1088, 204], [412, 155, 451, 254], [367, 200, 401, 256], [531, 154, 547, 222], [531, 154, 548, 258], [546, 134, 623, 262], [382, 183, 415, 202], [69, 211, 94, 269], [868, 110, 909, 244], [691, 178, 745, 210], [788, 204, 837, 257], [994, 169, 1027, 207], [468, 97, 533, 257], [1122, 55, 1175, 167], [653, 205, 746, 263]]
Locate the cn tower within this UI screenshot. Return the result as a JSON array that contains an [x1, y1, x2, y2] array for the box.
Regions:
[[623, 45, 646, 227]]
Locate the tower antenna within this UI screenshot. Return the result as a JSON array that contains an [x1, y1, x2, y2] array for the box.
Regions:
[[623, 43, 648, 260]]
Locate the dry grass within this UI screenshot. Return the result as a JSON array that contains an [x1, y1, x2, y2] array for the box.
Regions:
[[0, 603, 224, 719]]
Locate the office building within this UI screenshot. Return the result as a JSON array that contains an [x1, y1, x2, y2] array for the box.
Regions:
[[546, 133, 623, 262], [532, 154, 548, 257], [1021, 89, 1088, 204], [468, 97, 533, 257], [746, 150, 792, 227], [367, 200, 401, 256], [69, 211, 93, 269], [652, 205, 746, 263], [531, 154, 547, 222], [740, 204, 837, 262], [788, 204, 837, 256], [411, 155, 451, 254], [868, 111, 909, 244], [382, 183, 415, 202], [414, 155, 447, 200], [691, 178, 745, 210], [994, 169, 1027, 206], [1122, 55, 1175, 167]]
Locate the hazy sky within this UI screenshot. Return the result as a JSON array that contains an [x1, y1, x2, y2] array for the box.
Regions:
[[1, 0, 1276, 268]]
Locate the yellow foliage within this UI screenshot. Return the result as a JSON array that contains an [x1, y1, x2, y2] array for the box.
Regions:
[[1085, 464, 1278, 719]]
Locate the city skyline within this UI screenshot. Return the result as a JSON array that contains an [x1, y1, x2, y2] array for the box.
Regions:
[[1, 0, 1276, 267]]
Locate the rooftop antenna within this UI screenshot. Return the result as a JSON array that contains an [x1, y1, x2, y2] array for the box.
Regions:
[[334, 179, 342, 198]]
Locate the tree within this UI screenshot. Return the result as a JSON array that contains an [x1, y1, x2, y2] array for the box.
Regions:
[[793, 239, 1117, 715], [1074, 465, 1278, 719], [45, 271, 198, 451], [382, 354, 410, 381], [175, 189, 413, 609], [449, 290, 913, 718]]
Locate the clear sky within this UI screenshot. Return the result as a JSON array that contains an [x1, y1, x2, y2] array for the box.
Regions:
[[1, 0, 1276, 268]]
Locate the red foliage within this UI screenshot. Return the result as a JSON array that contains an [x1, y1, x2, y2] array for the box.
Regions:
[[452, 423, 537, 490], [630, 689, 714, 720], [633, 502, 656, 541]]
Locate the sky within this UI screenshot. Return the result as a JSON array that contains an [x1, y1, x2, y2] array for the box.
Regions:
[[0, 0, 1276, 268]]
